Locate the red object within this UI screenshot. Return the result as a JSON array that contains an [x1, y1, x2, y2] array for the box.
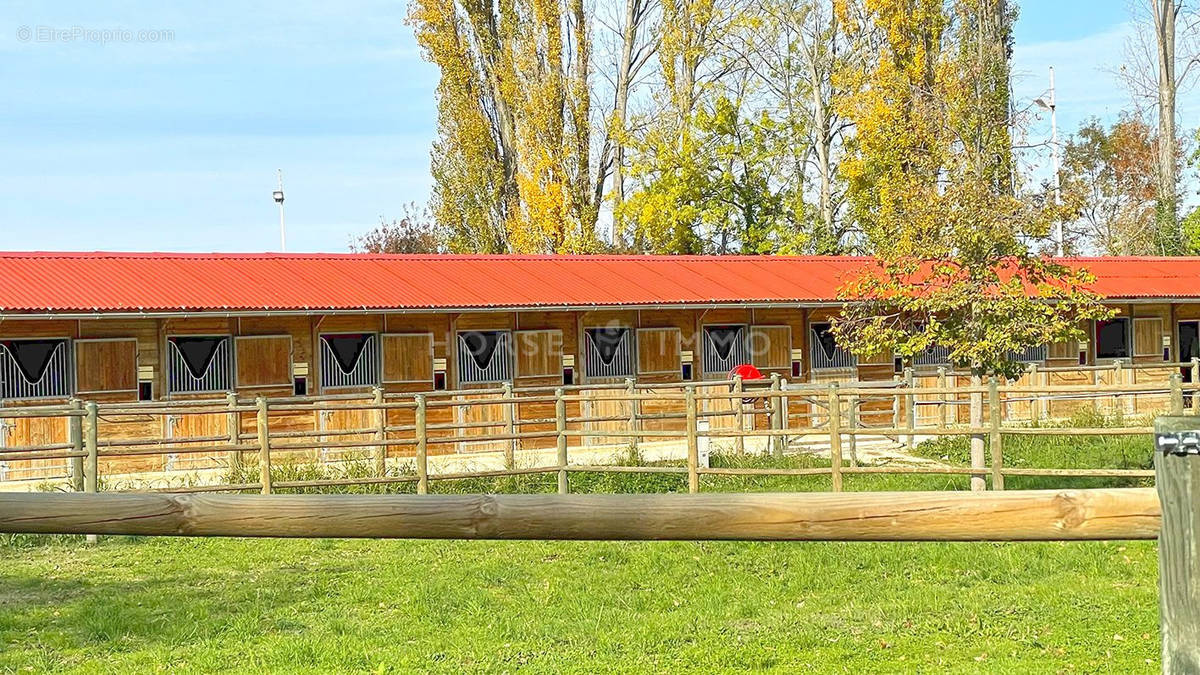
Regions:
[[729, 364, 764, 381], [0, 252, 1196, 313]]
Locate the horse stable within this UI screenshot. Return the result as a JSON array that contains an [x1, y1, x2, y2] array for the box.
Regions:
[[1, 251, 1199, 485]]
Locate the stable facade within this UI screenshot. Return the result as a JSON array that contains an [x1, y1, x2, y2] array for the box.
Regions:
[[0, 252, 1199, 407]]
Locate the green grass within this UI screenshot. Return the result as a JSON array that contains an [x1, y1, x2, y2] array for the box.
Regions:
[[913, 408, 1156, 490], [0, 536, 1159, 673], [2, 430, 1164, 672]]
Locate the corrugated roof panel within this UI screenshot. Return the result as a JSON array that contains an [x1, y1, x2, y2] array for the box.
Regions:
[[0, 252, 1196, 313]]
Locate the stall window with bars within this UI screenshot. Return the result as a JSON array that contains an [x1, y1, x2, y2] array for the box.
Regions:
[[585, 328, 634, 378], [0, 338, 72, 400], [809, 323, 857, 370], [1007, 345, 1048, 363], [458, 331, 512, 383], [913, 344, 951, 367], [320, 334, 381, 389], [167, 336, 233, 394], [703, 325, 749, 375]]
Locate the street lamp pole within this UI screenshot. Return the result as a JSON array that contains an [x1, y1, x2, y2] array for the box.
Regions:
[[273, 169, 286, 252]]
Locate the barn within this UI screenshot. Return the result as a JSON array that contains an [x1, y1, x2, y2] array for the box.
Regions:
[[0, 252, 1198, 405], [0, 251, 1198, 485]]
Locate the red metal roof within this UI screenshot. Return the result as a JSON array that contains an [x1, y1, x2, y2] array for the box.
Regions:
[[0, 252, 1196, 314]]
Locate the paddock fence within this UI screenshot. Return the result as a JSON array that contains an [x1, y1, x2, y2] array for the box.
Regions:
[[0, 359, 1196, 495]]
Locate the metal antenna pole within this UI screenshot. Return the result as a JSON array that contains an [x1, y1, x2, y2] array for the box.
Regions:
[[273, 169, 286, 252], [1049, 67, 1062, 256]]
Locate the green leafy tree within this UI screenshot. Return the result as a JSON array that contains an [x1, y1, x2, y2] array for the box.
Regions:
[[833, 0, 1110, 381]]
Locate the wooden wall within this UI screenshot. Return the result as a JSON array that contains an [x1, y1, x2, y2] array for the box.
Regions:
[[2, 301, 1200, 410]]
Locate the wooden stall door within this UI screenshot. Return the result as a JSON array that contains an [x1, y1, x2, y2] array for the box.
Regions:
[[1134, 366, 1174, 416], [319, 402, 375, 465], [455, 394, 509, 454], [698, 382, 741, 454], [578, 389, 633, 449], [168, 411, 229, 473], [0, 415, 69, 482]]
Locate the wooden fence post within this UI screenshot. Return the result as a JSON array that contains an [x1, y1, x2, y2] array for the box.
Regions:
[[625, 378, 640, 457], [556, 388, 568, 495], [769, 374, 783, 458], [732, 376, 745, 455], [686, 385, 699, 494], [1171, 373, 1185, 416], [1153, 414, 1200, 670], [256, 397, 272, 495], [904, 367, 916, 449], [415, 394, 428, 495], [226, 392, 242, 472], [1027, 363, 1040, 425], [846, 392, 859, 467], [936, 367, 948, 428], [1192, 358, 1199, 415], [779, 377, 790, 455], [502, 382, 516, 468], [828, 382, 843, 492], [372, 387, 387, 476], [68, 399, 83, 492], [988, 376, 1003, 491], [83, 401, 99, 544]]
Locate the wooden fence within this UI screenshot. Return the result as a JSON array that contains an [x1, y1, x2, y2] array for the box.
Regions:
[[1, 360, 1196, 495]]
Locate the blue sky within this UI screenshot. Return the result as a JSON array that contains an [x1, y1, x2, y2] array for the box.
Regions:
[[0, 1, 1173, 252]]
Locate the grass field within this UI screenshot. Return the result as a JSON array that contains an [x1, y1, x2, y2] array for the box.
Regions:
[[0, 536, 1159, 672], [1, 421, 1163, 672]]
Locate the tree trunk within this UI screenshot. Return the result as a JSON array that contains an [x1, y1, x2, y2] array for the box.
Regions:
[[1155, 0, 1180, 253], [969, 371, 986, 491], [611, 0, 640, 248]]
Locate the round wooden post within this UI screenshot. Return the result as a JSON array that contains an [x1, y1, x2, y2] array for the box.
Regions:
[[625, 378, 640, 457], [828, 382, 843, 492], [415, 394, 428, 495], [502, 382, 516, 469], [1171, 373, 1185, 416], [686, 385, 699, 493], [846, 392, 859, 467], [1192, 358, 1199, 415], [225, 392, 243, 473], [256, 397, 272, 495], [556, 388, 568, 495], [903, 367, 916, 449], [988, 376, 1003, 491], [372, 387, 387, 477], [83, 402, 98, 495], [1026, 363, 1040, 425], [732, 376, 745, 455], [936, 367, 948, 428], [769, 374, 783, 458], [68, 399, 84, 492], [83, 401, 99, 544]]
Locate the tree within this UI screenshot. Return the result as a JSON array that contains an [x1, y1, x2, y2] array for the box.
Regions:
[[408, 0, 609, 253], [1115, 0, 1200, 254], [352, 204, 448, 254], [725, 0, 865, 253], [1059, 117, 1159, 255], [832, 0, 1111, 378]]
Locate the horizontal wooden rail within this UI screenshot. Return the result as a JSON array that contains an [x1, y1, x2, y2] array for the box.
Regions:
[[0, 489, 1160, 541]]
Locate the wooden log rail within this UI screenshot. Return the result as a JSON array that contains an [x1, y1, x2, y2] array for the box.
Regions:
[[0, 489, 1161, 541], [0, 367, 1191, 496]]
